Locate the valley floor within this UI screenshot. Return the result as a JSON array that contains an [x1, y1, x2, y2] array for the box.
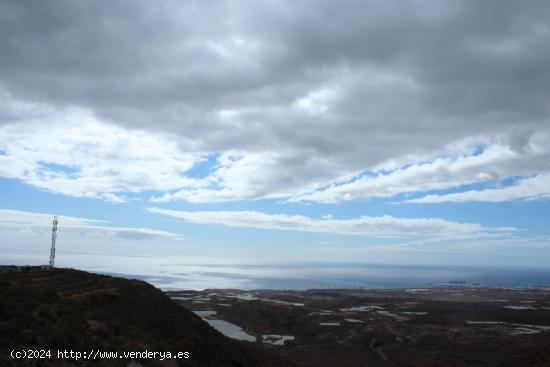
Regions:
[[167, 286, 550, 367]]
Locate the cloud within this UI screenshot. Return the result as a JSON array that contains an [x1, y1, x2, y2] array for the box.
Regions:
[[147, 207, 515, 239], [290, 142, 516, 203], [1, 1, 550, 203], [0, 209, 183, 240], [152, 135, 550, 204], [447, 236, 550, 250], [409, 173, 550, 203], [290, 134, 550, 203], [0, 110, 207, 200]]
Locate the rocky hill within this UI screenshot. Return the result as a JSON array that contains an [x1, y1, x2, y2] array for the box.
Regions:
[[0, 266, 290, 367]]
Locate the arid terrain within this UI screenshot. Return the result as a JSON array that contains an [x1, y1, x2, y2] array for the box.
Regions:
[[167, 286, 550, 366], [2, 265, 550, 366]]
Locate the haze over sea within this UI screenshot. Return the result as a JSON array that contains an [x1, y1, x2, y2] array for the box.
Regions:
[[4, 252, 550, 291]]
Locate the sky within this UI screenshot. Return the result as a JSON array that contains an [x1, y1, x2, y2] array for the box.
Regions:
[[1, 0, 550, 268]]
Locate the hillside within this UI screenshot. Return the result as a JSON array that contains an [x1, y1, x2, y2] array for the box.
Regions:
[[0, 266, 289, 367]]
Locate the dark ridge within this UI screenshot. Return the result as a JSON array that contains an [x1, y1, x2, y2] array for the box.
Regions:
[[0, 266, 291, 367]]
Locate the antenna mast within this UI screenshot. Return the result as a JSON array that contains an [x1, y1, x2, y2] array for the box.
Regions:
[[49, 216, 58, 268]]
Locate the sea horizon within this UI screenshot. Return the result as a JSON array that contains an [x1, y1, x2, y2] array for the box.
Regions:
[[3, 252, 550, 291]]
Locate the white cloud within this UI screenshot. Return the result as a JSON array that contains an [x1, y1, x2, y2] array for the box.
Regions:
[[409, 173, 550, 203], [152, 134, 550, 204], [0, 108, 208, 201], [0, 209, 183, 240], [151, 150, 330, 203], [3, 101, 550, 207], [147, 207, 515, 239], [293, 87, 335, 115], [290, 141, 550, 203]]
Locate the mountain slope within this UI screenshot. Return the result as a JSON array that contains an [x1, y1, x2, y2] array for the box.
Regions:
[[0, 266, 290, 367]]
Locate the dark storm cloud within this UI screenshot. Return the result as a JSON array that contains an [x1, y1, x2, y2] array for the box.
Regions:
[[2, 0, 548, 116], [1, 0, 550, 201]]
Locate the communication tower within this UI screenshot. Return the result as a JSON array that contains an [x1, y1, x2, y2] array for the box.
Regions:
[[49, 216, 58, 268]]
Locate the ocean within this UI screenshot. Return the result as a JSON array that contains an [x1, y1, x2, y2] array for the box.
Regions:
[[3, 252, 550, 290]]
